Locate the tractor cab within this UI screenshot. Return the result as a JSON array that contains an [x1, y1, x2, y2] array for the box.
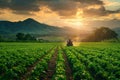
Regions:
[[66, 39, 73, 46]]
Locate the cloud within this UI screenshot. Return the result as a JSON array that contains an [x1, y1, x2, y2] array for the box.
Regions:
[[0, 0, 41, 15], [84, 18, 120, 29], [41, 0, 78, 16], [10, 0, 40, 11], [83, 6, 120, 17], [0, 0, 119, 18], [83, 6, 105, 17], [0, 0, 9, 8], [75, 0, 104, 7]]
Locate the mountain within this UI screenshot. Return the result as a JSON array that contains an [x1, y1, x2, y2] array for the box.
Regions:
[[0, 18, 87, 41], [0, 18, 64, 35], [1, 18, 119, 41]]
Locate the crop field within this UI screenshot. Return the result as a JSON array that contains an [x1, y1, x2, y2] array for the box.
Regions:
[[0, 42, 120, 80]]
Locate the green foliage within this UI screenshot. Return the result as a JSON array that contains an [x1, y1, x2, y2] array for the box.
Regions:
[[16, 33, 25, 40], [52, 50, 66, 80], [0, 42, 120, 80], [0, 43, 56, 80], [29, 49, 55, 80], [16, 33, 36, 41], [64, 42, 120, 80], [82, 27, 118, 42], [0, 35, 4, 42], [64, 48, 93, 80]]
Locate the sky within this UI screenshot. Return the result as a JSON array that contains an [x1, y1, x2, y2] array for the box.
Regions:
[[0, 0, 120, 29]]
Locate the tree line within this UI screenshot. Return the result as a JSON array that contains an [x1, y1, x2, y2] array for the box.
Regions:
[[0, 27, 119, 42], [16, 33, 36, 41], [0, 33, 36, 42], [82, 27, 119, 42]]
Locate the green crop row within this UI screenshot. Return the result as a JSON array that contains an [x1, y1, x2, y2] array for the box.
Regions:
[[0, 42, 120, 80], [28, 48, 55, 80], [74, 47, 120, 79], [0, 43, 55, 80], [64, 48, 93, 80], [52, 50, 66, 80], [70, 48, 109, 80], [65, 45, 120, 80]]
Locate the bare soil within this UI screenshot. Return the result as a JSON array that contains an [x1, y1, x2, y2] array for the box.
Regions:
[[20, 47, 54, 80], [62, 52, 73, 80], [43, 47, 58, 80]]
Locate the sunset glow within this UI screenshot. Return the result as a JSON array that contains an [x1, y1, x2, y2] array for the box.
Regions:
[[0, 0, 120, 29], [0, 1, 120, 79]]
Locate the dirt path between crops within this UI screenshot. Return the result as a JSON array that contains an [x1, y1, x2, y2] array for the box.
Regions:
[[20, 47, 55, 80], [43, 47, 58, 80], [62, 52, 73, 80]]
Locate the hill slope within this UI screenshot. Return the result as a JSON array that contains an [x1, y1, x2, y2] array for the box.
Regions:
[[0, 18, 119, 40], [0, 18, 63, 35]]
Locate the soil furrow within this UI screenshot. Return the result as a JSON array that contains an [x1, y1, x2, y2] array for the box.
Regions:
[[43, 47, 58, 80], [62, 52, 73, 80], [20, 47, 54, 80]]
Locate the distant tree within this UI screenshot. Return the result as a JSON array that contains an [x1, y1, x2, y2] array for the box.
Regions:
[[31, 36, 36, 41], [0, 35, 3, 42], [16, 33, 25, 41], [24, 34, 32, 40], [16, 33, 36, 41], [94, 27, 118, 41], [82, 27, 118, 42], [24, 34, 36, 41]]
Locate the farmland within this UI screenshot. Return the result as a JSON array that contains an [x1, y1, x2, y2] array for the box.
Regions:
[[0, 42, 120, 80]]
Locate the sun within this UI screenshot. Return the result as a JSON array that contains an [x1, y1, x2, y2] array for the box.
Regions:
[[64, 18, 83, 29], [60, 10, 83, 29], [72, 20, 82, 27], [71, 18, 83, 29], [64, 19, 82, 29], [71, 10, 83, 29]]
